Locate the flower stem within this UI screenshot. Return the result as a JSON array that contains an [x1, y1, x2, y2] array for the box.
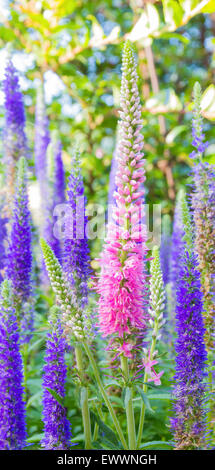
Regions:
[[83, 341, 128, 450], [75, 344, 92, 449], [121, 355, 136, 449], [137, 335, 157, 448], [136, 375, 147, 449], [21, 342, 28, 402]]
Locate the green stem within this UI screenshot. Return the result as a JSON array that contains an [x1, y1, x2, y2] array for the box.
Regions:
[[136, 374, 147, 448], [137, 334, 157, 448], [75, 345, 92, 449], [83, 341, 128, 450], [121, 355, 136, 450], [22, 343, 28, 402]]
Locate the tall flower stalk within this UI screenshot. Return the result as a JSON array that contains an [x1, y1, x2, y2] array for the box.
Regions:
[[44, 136, 65, 262], [6, 157, 33, 342], [160, 214, 171, 285], [63, 151, 90, 308], [34, 83, 50, 202], [170, 190, 184, 308], [137, 246, 165, 447], [41, 309, 71, 450], [3, 60, 28, 210], [171, 190, 207, 450], [97, 41, 148, 449], [189, 82, 215, 353], [0, 212, 7, 282], [0, 279, 27, 449]]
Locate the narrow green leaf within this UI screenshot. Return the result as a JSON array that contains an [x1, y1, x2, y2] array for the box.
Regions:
[[136, 386, 154, 414], [46, 387, 65, 407], [91, 411, 119, 447], [139, 440, 174, 449], [26, 391, 42, 409], [26, 433, 44, 443]]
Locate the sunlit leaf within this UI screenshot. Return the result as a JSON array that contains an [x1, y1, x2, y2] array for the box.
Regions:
[[201, 84, 215, 120], [146, 88, 182, 113]]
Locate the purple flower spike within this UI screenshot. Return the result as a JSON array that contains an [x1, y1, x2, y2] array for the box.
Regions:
[[170, 192, 184, 306], [0, 280, 27, 450], [3, 60, 28, 205], [0, 212, 7, 282], [54, 140, 65, 207], [171, 191, 207, 450], [63, 151, 90, 308], [6, 157, 32, 308], [43, 137, 65, 263], [41, 314, 71, 450], [34, 83, 50, 200], [160, 214, 171, 285], [189, 82, 215, 351]]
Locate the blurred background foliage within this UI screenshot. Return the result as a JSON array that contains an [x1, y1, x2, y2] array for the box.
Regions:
[[0, 0, 215, 231]]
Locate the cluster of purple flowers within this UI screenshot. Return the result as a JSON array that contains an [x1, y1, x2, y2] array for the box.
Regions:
[[3, 60, 28, 162], [0, 280, 27, 449], [63, 152, 90, 308], [171, 192, 207, 450], [44, 138, 65, 262], [41, 317, 71, 449], [6, 157, 32, 308], [34, 84, 50, 198], [189, 83, 215, 351]]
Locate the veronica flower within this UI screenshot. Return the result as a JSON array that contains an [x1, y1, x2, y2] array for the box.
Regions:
[[170, 190, 185, 307], [34, 83, 50, 201], [6, 157, 32, 313], [171, 191, 207, 450], [189, 82, 215, 351], [0, 212, 7, 282], [160, 214, 171, 285], [0, 279, 27, 449], [63, 151, 90, 308], [41, 312, 71, 450], [97, 41, 148, 354], [44, 137, 65, 262], [3, 60, 28, 208], [54, 139, 65, 207]]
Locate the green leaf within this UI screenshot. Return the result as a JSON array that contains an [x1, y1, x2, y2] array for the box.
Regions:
[[166, 125, 187, 144], [91, 411, 119, 447], [26, 433, 44, 443], [163, 0, 184, 29], [161, 32, 190, 43], [26, 391, 42, 409], [146, 4, 160, 32], [147, 393, 173, 400], [145, 88, 182, 113], [139, 440, 174, 449], [128, 12, 149, 42], [28, 336, 45, 353], [201, 84, 215, 120], [93, 438, 122, 450], [46, 387, 65, 407], [201, 0, 215, 14], [136, 386, 155, 414]]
